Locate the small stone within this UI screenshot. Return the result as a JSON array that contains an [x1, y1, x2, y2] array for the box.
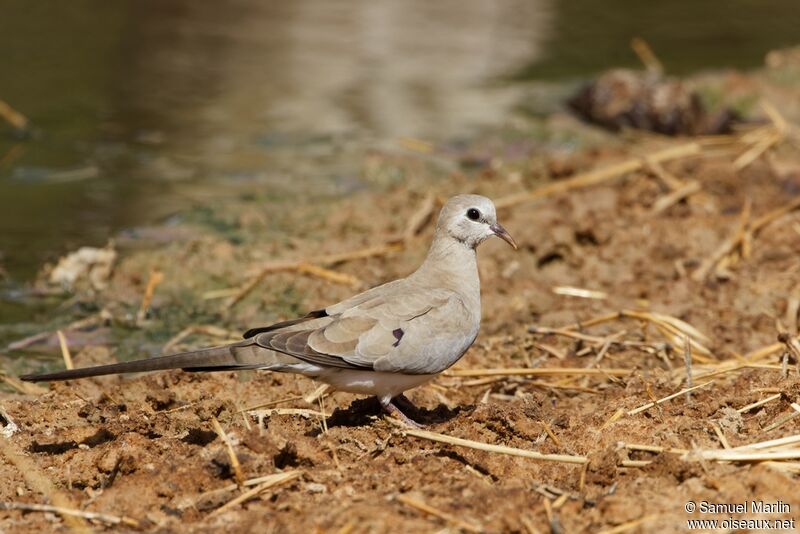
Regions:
[[306, 482, 327, 493]]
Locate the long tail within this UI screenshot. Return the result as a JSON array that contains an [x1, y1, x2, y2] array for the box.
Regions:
[[20, 343, 260, 382]]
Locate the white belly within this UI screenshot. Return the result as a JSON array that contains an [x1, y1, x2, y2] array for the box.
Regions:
[[317, 368, 436, 402]]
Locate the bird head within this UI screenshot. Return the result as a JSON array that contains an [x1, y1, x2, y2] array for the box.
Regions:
[[436, 194, 517, 250]]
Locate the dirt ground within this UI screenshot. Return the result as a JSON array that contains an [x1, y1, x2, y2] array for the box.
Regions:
[[3, 55, 800, 533]]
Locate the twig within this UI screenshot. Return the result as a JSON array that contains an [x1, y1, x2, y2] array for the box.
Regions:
[[206, 471, 301, 518], [396, 494, 482, 533], [495, 143, 701, 209], [400, 427, 588, 464], [627, 381, 714, 416], [210, 416, 245, 488], [56, 330, 73, 370], [0, 502, 141, 528]]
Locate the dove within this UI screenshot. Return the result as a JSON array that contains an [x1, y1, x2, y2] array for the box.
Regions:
[[21, 194, 517, 427]]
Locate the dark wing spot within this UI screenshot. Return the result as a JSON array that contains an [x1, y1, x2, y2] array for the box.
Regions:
[[392, 328, 404, 347]]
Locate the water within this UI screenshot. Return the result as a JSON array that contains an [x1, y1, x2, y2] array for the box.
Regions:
[[1, 0, 798, 282]]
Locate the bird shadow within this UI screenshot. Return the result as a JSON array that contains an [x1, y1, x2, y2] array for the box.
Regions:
[[305, 397, 464, 436]]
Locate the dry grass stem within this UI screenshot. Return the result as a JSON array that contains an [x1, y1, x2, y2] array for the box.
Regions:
[[249, 408, 332, 419], [162, 324, 237, 353], [56, 330, 74, 370], [445, 367, 631, 378], [600, 408, 625, 430], [627, 381, 714, 416], [402, 193, 438, 242], [597, 513, 660, 534], [540, 421, 562, 448], [6, 313, 104, 351], [683, 336, 693, 403], [395, 494, 482, 533], [196, 472, 306, 503], [696, 448, 800, 462], [225, 243, 402, 309], [304, 383, 332, 404], [631, 37, 664, 76], [295, 262, 362, 288], [0, 99, 28, 129], [533, 342, 567, 360], [691, 200, 751, 281], [137, 269, 164, 323], [0, 502, 141, 528], [0, 438, 91, 533], [761, 411, 800, 433], [737, 393, 782, 413], [0, 371, 48, 395], [624, 443, 689, 455], [645, 158, 685, 191], [207, 471, 301, 518], [401, 427, 588, 464], [238, 395, 306, 413], [210, 416, 245, 488], [712, 423, 731, 449], [651, 180, 701, 214], [495, 143, 701, 209], [552, 286, 608, 300]]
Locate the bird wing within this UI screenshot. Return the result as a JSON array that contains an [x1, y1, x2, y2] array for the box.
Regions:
[[252, 284, 458, 373]]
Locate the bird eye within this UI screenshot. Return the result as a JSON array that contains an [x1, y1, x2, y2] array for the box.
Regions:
[[466, 208, 481, 221]]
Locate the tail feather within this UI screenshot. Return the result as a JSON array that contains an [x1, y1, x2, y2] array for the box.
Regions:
[[20, 345, 242, 382]]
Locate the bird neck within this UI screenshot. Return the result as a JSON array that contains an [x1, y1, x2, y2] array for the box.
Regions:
[[414, 235, 480, 299]]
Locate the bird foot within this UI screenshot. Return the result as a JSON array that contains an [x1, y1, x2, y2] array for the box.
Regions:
[[382, 400, 423, 428]]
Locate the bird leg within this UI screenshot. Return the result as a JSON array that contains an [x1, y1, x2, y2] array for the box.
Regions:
[[392, 393, 417, 413], [381, 397, 423, 428]]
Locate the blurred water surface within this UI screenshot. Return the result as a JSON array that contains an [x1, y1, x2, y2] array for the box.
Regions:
[[0, 0, 798, 281]]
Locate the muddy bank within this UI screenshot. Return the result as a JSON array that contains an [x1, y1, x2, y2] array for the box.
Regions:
[[3, 54, 800, 532]]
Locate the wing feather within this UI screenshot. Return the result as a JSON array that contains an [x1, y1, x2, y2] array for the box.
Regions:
[[248, 283, 461, 373]]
